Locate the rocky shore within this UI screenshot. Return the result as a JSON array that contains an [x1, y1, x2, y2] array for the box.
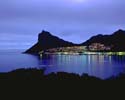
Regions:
[[0, 68, 125, 81]]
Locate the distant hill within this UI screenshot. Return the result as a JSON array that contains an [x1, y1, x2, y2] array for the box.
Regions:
[[25, 29, 125, 53], [25, 30, 76, 53], [82, 29, 125, 51]]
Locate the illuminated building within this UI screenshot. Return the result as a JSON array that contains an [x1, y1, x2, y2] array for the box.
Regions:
[[88, 43, 111, 51]]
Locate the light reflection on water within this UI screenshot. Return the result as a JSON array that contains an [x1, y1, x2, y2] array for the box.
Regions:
[[0, 51, 125, 79], [39, 54, 125, 79]]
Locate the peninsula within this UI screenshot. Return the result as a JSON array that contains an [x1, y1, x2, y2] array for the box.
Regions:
[[25, 29, 125, 56]]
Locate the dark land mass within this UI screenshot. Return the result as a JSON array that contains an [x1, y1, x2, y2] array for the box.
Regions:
[[82, 29, 125, 51], [0, 68, 125, 81], [25, 30, 77, 54], [25, 29, 125, 54]]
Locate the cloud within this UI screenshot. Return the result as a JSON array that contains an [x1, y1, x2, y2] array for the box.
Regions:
[[0, 0, 125, 49]]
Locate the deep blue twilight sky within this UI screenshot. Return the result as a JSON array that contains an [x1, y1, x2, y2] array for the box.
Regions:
[[0, 0, 125, 49]]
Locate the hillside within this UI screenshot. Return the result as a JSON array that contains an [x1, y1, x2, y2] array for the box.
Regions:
[[82, 29, 125, 51], [25, 30, 76, 53]]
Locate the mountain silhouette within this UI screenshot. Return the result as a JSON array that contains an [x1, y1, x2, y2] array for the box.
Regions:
[[25, 30, 76, 53], [25, 29, 125, 53], [82, 29, 125, 51]]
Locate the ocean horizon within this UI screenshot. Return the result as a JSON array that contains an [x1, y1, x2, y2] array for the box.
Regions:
[[0, 49, 125, 79]]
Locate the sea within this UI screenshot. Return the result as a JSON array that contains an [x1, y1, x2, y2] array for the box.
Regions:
[[0, 49, 125, 79]]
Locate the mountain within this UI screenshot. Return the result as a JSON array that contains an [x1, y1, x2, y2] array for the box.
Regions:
[[82, 29, 125, 51], [25, 29, 125, 53], [25, 30, 76, 53]]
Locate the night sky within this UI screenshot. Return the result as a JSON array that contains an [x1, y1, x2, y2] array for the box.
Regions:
[[0, 0, 125, 49]]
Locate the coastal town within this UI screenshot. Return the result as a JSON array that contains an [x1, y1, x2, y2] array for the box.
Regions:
[[39, 43, 113, 55], [39, 43, 125, 56], [46, 43, 111, 53]]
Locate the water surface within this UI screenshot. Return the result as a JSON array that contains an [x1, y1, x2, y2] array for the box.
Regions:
[[0, 50, 125, 79]]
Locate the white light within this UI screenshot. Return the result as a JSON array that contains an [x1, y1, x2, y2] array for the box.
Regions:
[[78, 0, 84, 2], [70, 0, 87, 4], [75, 0, 85, 3]]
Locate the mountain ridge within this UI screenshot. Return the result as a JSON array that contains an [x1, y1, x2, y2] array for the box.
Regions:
[[25, 30, 77, 53], [25, 29, 125, 53], [82, 29, 125, 51]]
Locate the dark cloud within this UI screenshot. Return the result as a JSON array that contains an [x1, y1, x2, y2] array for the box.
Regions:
[[0, 0, 125, 49]]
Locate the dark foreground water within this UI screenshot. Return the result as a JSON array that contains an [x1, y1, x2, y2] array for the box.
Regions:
[[0, 50, 125, 79]]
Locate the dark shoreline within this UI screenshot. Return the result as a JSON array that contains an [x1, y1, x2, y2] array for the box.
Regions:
[[0, 68, 125, 80]]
